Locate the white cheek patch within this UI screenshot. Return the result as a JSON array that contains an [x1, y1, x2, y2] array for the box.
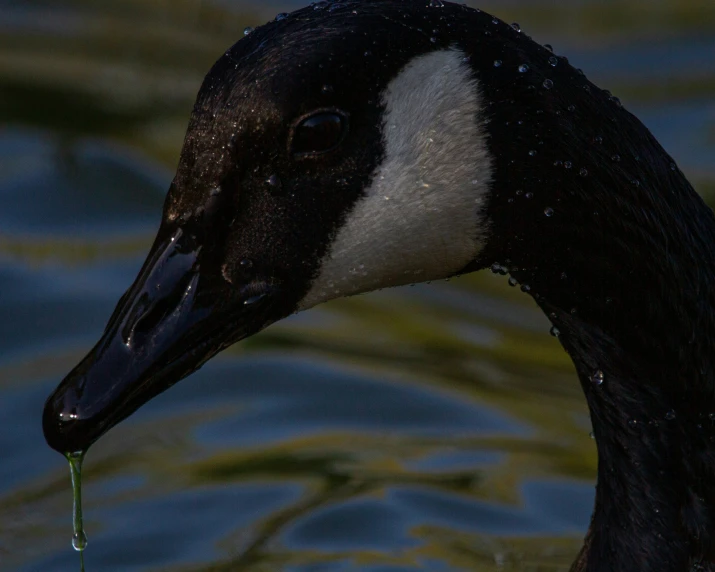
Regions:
[[299, 48, 493, 310]]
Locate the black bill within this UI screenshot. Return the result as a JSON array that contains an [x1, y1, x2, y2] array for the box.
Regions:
[[42, 222, 288, 453]]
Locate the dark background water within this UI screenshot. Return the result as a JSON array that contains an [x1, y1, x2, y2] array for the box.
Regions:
[[1, 1, 714, 570]]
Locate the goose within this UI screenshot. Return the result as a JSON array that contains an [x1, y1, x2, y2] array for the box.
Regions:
[[42, 1, 715, 570]]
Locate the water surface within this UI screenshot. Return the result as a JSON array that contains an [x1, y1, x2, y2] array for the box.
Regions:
[[1, 1, 714, 570]]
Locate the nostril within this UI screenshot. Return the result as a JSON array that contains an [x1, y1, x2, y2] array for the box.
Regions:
[[133, 296, 179, 338], [122, 273, 197, 346]]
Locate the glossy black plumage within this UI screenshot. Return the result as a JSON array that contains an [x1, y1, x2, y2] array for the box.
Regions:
[[464, 17, 715, 571]]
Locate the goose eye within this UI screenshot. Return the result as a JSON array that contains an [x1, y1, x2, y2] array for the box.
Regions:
[[290, 111, 349, 158]]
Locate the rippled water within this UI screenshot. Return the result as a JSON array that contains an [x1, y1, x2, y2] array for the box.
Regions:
[[2, 1, 714, 570]]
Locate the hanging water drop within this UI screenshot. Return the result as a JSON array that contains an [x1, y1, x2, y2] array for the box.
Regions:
[[66, 450, 88, 564], [511, 22, 521, 32], [548, 56, 558, 67], [493, 59, 502, 68], [266, 174, 282, 189], [73, 530, 88, 552], [490, 263, 507, 275], [244, 294, 266, 305], [518, 64, 529, 73], [275, 12, 288, 21], [550, 326, 560, 337], [543, 79, 554, 89], [665, 410, 676, 421], [544, 207, 554, 217], [243, 26, 254, 36], [591, 370, 605, 386]]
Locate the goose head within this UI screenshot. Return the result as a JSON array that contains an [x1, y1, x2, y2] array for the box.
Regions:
[[43, 2, 715, 568], [43, 1, 499, 453]]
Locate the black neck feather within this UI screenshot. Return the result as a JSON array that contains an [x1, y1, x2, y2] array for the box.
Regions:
[[464, 22, 715, 571]]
